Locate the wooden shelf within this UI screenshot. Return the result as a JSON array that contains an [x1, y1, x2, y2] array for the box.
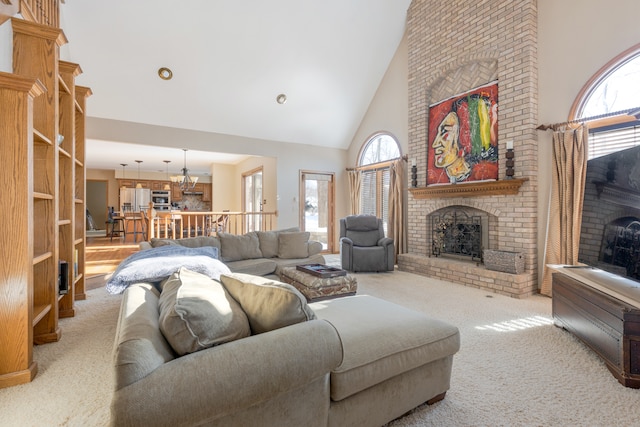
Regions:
[[409, 178, 528, 199], [33, 191, 54, 200], [1, 17, 90, 388], [33, 128, 51, 145], [57, 73, 70, 94], [32, 304, 52, 327], [58, 146, 71, 158], [33, 251, 53, 265]]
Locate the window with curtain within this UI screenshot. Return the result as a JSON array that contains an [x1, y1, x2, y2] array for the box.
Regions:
[[357, 132, 400, 233], [577, 47, 640, 159]]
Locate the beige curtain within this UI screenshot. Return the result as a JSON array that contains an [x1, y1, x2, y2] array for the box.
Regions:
[[347, 169, 361, 215], [388, 159, 406, 261], [540, 124, 588, 296]]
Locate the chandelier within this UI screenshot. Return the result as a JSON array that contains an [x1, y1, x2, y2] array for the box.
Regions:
[[171, 149, 198, 191]]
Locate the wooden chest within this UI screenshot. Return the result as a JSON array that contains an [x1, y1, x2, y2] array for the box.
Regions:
[[552, 269, 640, 388]]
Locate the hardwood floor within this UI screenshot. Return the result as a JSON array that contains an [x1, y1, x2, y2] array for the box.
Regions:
[[86, 236, 140, 278]]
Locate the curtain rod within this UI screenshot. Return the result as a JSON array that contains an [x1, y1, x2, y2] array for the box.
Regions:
[[346, 155, 408, 171], [537, 107, 640, 131]]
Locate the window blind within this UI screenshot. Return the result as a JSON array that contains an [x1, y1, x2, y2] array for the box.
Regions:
[[589, 124, 640, 160]]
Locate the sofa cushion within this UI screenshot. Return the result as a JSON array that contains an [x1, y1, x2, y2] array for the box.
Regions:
[[220, 273, 316, 334], [150, 236, 221, 250], [256, 227, 299, 258], [158, 267, 251, 356], [278, 231, 310, 259], [225, 258, 277, 276], [310, 295, 460, 401], [218, 232, 262, 262]]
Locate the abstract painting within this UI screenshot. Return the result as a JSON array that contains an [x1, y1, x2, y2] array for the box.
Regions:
[[427, 81, 499, 185]]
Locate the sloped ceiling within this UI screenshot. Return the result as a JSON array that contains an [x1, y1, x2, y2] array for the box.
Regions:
[[59, 0, 411, 172]]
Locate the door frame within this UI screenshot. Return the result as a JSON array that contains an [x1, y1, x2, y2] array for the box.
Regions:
[[299, 170, 335, 254], [241, 166, 264, 232]]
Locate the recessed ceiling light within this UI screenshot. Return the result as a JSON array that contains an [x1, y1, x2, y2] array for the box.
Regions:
[[158, 67, 173, 80], [276, 93, 287, 104]]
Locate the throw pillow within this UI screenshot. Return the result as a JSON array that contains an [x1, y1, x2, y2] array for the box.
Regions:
[[151, 236, 221, 250], [278, 231, 310, 259], [257, 227, 300, 258], [218, 232, 262, 262], [220, 273, 316, 334], [150, 238, 179, 248], [158, 267, 250, 356]]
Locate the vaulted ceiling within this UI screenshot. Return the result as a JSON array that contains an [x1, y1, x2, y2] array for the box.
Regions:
[[59, 0, 411, 173]]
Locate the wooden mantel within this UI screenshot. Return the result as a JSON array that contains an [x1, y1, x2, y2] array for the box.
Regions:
[[409, 178, 528, 199]]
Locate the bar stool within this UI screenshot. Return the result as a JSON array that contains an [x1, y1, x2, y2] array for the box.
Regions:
[[106, 207, 125, 242]]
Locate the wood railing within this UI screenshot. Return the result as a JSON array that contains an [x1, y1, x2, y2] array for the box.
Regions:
[[20, 0, 59, 28], [148, 210, 279, 240]]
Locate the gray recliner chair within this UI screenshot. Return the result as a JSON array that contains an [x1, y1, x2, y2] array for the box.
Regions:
[[340, 215, 394, 272]]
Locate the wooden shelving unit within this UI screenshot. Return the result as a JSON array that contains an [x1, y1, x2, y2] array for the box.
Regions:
[[0, 17, 90, 388], [0, 72, 45, 388], [74, 85, 92, 301]]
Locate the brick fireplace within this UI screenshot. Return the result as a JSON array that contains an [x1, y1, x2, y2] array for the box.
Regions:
[[397, 0, 539, 298]]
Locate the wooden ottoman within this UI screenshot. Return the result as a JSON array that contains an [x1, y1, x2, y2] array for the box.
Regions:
[[279, 266, 357, 302]]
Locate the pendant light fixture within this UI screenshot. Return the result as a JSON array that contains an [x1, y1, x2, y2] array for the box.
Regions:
[[135, 160, 143, 188], [120, 163, 128, 190], [163, 160, 171, 190], [171, 149, 198, 191]]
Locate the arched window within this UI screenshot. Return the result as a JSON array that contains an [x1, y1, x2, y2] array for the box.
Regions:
[[573, 44, 640, 159], [356, 132, 401, 230], [359, 133, 401, 166]]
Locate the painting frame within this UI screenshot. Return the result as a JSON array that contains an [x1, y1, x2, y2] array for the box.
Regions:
[[427, 81, 499, 185]]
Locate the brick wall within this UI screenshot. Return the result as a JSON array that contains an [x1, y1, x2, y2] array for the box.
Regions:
[[400, 0, 539, 297]]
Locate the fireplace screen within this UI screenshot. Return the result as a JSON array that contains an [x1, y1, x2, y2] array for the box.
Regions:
[[432, 210, 482, 261]]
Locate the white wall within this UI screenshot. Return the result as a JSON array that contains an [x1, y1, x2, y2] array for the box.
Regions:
[[210, 163, 237, 212], [348, 33, 409, 164], [537, 0, 640, 278], [0, 20, 13, 72]]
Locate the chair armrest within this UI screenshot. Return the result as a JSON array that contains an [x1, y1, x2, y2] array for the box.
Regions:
[[340, 237, 354, 247], [111, 319, 342, 426], [340, 237, 354, 271], [378, 237, 393, 247]]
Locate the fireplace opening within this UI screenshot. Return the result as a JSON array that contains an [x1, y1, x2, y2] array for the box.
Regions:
[[431, 209, 483, 262]]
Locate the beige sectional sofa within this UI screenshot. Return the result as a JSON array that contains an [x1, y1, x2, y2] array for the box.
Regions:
[[110, 267, 461, 426], [140, 228, 325, 278]]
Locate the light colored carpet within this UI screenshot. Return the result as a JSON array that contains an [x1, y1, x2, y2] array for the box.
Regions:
[[2, 268, 639, 426]]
